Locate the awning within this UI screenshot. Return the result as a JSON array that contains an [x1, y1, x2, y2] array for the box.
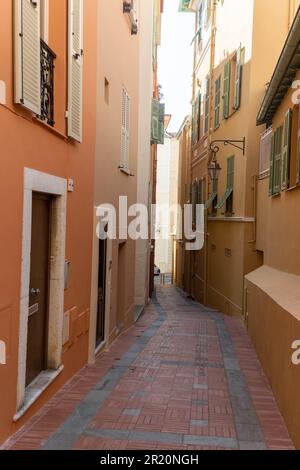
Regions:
[[215, 188, 233, 209]]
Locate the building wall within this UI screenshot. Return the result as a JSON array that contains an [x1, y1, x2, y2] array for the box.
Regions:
[[155, 136, 179, 274], [184, 0, 293, 314], [89, 0, 141, 356], [134, 0, 154, 310], [0, 0, 97, 443], [245, 60, 300, 448], [175, 117, 192, 290]]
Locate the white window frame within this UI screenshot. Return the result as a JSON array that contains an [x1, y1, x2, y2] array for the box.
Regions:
[[40, 0, 49, 43]]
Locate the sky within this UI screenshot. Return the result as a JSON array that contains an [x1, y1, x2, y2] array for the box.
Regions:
[[158, 0, 195, 133]]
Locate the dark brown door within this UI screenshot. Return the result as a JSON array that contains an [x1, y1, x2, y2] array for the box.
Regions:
[[96, 238, 107, 347], [26, 192, 52, 387]]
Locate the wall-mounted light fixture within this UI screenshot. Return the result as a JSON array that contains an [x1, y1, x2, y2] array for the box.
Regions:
[[208, 138, 246, 182]]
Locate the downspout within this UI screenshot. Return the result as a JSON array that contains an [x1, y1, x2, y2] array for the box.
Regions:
[[204, 0, 217, 306]]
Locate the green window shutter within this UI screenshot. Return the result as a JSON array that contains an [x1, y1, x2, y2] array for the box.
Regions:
[[227, 155, 235, 189], [192, 181, 198, 224], [197, 93, 201, 142], [234, 45, 242, 110], [204, 77, 210, 134], [151, 99, 160, 143], [269, 134, 275, 196], [191, 102, 195, 145], [273, 126, 283, 194], [215, 156, 234, 209], [223, 61, 231, 119], [214, 77, 221, 129], [281, 109, 292, 190], [297, 107, 300, 184], [158, 102, 165, 145]]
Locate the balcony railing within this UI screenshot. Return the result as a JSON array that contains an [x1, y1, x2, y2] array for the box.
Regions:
[[40, 39, 56, 127]]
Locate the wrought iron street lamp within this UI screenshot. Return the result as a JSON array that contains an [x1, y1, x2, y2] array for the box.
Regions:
[[208, 137, 246, 181]]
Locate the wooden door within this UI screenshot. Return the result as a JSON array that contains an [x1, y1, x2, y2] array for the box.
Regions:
[[96, 238, 107, 347], [26, 193, 52, 387]]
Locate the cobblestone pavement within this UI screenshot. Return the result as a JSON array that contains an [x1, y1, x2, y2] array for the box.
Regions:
[[3, 286, 294, 450]]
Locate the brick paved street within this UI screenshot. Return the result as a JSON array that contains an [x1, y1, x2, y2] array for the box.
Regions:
[[2, 286, 294, 450]]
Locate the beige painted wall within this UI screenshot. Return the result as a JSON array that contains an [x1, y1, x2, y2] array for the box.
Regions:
[[89, 0, 140, 359], [187, 0, 293, 314], [135, 0, 154, 308], [155, 136, 179, 274]]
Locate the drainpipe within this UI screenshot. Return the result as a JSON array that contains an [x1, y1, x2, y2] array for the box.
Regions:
[[204, 0, 217, 306]]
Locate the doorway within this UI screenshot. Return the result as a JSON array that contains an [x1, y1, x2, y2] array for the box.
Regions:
[[117, 242, 126, 330], [96, 238, 107, 347], [26, 192, 52, 387]]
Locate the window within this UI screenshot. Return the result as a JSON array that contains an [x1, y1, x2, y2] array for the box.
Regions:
[[214, 76, 221, 129], [151, 99, 165, 145], [121, 87, 130, 170], [216, 156, 235, 215], [68, 0, 84, 142], [196, 92, 202, 142], [259, 127, 272, 179], [234, 45, 242, 110], [281, 109, 292, 190], [192, 92, 201, 145], [223, 46, 243, 120], [204, 77, 210, 134], [204, 0, 211, 28], [269, 126, 283, 195], [223, 61, 231, 119], [290, 105, 299, 187], [197, 5, 203, 48]]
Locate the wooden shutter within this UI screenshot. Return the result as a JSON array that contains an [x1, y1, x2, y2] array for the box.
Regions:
[[297, 107, 300, 184], [234, 45, 242, 110], [158, 103, 165, 145], [227, 156, 235, 189], [14, 0, 41, 114], [68, 0, 83, 143], [204, 78, 210, 134], [281, 109, 292, 190], [273, 126, 283, 194], [121, 88, 130, 168], [151, 99, 160, 143], [269, 134, 275, 196], [223, 61, 231, 119], [191, 102, 195, 145], [197, 93, 201, 142], [214, 77, 221, 129]]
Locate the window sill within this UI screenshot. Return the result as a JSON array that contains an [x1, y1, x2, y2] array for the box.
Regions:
[[286, 184, 300, 193], [13, 366, 64, 422], [33, 117, 68, 141]]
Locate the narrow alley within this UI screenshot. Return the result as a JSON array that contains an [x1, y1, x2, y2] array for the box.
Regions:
[[2, 286, 294, 451]]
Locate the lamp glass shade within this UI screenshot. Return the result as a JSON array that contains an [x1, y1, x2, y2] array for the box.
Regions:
[[208, 160, 221, 181]]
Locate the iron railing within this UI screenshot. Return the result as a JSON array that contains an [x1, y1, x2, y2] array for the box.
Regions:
[[40, 39, 56, 126]]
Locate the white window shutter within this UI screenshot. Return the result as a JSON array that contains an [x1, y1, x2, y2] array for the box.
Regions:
[[68, 0, 83, 143], [14, 0, 41, 115], [121, 88, 130, 169]]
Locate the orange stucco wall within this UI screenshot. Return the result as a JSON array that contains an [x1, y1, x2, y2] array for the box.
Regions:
[[0, 0, 97, 443]]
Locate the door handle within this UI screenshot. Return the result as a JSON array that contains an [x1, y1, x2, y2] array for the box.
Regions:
[[30, 288, 41, 296]]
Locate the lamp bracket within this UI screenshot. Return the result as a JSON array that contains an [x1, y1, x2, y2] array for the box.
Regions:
[[210, 137, 246, 156]]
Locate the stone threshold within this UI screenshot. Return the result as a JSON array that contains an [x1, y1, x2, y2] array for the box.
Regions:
[[13, 366, 64, 422]]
